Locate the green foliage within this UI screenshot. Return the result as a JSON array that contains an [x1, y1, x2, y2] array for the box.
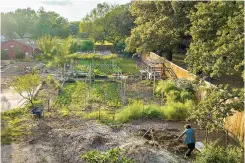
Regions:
[[1, 8, 37, 39], [80, 3, 134, 45], [114, 57, 139, 75], [14, 47, 25, 60], [11, 74, 41, 107], [66, 53, 117, 60], [156, 79, 195, 103], [163, 101, 193, 120], [115, 101, 165, 123], [78, 40, 94, 52], [190, 83, 244, 132], [81, 147, 133, 163], [194, 143, 243, 163], [185, 2, 244, 78], [1, 50, 9, 60], [84, 110, 113, 121], [1, 107, 30, 144], [155, 79, 196, 120], [60, 106, 70, 117], [57, 82, 87, 110], [126, 1, 196, 53]]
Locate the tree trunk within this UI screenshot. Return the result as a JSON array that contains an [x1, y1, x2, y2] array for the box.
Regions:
[[166, 49, 172, 61]]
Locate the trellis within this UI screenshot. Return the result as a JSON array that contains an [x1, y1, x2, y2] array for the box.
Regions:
[[63, 56, 127, 107]]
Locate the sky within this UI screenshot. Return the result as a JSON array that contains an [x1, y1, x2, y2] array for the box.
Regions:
[[0, 0, 131, 21]]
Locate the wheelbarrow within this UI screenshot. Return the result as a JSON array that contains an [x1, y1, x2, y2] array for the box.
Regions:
[[32, 105, 44, 118]]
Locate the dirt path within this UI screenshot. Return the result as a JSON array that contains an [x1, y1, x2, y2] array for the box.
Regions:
[[2, 117, 189, 163]]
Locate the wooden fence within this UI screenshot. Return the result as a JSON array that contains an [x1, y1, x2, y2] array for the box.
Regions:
[[142, 52, 244, 143]]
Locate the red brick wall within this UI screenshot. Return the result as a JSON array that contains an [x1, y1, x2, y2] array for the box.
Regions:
[[1, 40, 34, 59]]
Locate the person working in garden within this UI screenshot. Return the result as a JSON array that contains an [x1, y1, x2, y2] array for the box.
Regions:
[[176, 124, 196, 157]]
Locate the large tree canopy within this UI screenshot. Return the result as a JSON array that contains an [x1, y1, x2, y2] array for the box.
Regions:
[[125, 1, 196, 53], [1, 7, 71, 39], [1, 8, 37, 39], [185, 1, 244, 78], [79, 3, 134, 45]]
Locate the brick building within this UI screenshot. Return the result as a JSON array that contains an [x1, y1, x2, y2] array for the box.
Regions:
[[1, 38, 40, 60]]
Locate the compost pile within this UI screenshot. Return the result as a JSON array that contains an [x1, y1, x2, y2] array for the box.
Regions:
[[5, 118, 187, 163]]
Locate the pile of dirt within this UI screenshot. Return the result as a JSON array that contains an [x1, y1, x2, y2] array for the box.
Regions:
[[4, 118, 186, 163], [139, 128, 187, 154]]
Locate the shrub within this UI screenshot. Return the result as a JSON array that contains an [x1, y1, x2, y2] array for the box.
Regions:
[[1, 50, 9, 60], [162, 80, 178, 94], [114, 41, 126, 53], [1, 107, 31, 144], [78, 40, 94, 52], [13, 47, 25, 60], [163, 101, 193, 120], [193, 143, 243, 163], [85, 110, 113, 121], [60, 106, 69, 116], [115, 101, 165, 123], [142, 105, 165, 118], [81, 147, 133, 163]]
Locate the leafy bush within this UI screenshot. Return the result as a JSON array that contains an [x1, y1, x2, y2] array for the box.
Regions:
[[78, 40, 94, 52], [114, 41, 126, 53], [163, 101, 193, 120], [194, 143, 243, 163], [13, 47, 25, 60], [1, 50, 9, 60], [60, 106, 70, 117], [84, 110, 113, 121], [115, 101, 165, 123], [1, 107, 31, 144], [81, 147, 133, 163]]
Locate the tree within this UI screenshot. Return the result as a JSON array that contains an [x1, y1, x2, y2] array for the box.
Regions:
[[185, 2, 244, 78], [31, 7, 69, 38], [194, 143, 243, 163], [68, 21, 80, 36], [125, 1, 196, 56], [11, 74, 41, 107], [79, 3, 134, 48], [189, 81, 244, 141], [36, 35, 59, 60], [1, 8, 37, 38]]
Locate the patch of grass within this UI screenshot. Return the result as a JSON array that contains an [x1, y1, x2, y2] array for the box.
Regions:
[[114, 58, 138, 75], [163, 101, 193, 120], [60, 106, 70, 117], [115, 101, 165, 123], [1, 107, 32, 144], [84, 110, 114, 121], [81, 147, 133, 163]]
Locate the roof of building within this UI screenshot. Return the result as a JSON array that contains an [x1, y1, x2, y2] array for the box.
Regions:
[[12, 38, 38, 49]]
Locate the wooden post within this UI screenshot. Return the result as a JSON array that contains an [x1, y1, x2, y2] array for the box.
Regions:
[[226, 130, 228, 147], [47, 99, 50, 112], [205, 127, 208, 143], [153, 72, 155, 98]]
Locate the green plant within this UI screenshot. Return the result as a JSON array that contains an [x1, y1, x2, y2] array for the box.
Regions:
[[115, 101, 165, 123], [13, 47, 25, 60], [60, 106, 69, 117], [163, 101, 193, 120], [1, 107, 31, 144], [1, 50, 9, 60], [194, 143, 243, 163], [85, 110, 113, 121], [81, 147, 133, 163], [78, 40, 94, 51]]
